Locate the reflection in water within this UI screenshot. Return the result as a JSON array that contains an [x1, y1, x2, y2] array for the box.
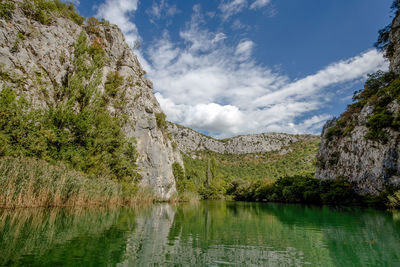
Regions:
[[1, 202, 400, 266]]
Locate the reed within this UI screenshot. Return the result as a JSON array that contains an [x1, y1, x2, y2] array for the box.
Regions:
[[0, 157, 124, 208]]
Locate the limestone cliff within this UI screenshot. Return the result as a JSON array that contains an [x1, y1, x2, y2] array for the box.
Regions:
[[168, 122, 319, 155], [315, 8, 400, 195], [0, 0, 182, 199]]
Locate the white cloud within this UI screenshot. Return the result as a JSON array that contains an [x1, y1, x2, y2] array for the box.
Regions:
[[147, 0, 179, 21], [253, 50, 386, 107], [213, 33, 227, 43], [250, 0, 271, 10], [95, 1, 389, 137], [219, 0, 273, 20], [219, 0, 248, 20], [235, 39, 254, 61], [146, 9, 388, 137]]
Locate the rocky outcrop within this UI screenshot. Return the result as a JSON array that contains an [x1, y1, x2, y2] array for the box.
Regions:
[[315, 103, 400, 195], [168, 122, 319, 155], [0, 1, 182, 199]]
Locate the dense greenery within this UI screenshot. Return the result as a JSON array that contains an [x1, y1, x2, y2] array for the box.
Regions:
[[0, 31, 140, 197], [20, 0, 84, 25], [325, 71, 400, 143], [0, 1, 14, 20], [178, 138, 320, 200], [228, 174, 387, 206]]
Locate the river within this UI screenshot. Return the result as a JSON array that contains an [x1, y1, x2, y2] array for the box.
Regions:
[[1, 201, 400, 266]]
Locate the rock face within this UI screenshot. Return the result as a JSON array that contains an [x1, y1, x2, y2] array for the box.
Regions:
[[315, 103, 400, 195], [168, 122, 318, 155], [0, 1, 182, 199], [315, 8, 400, 195]]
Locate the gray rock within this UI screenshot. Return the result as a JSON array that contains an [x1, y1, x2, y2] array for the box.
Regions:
[[315, 103, 400, 195], [168, 122, 319, 155]]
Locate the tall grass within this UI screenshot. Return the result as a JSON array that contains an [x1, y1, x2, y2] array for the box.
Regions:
[[0, 157, 124, 208]]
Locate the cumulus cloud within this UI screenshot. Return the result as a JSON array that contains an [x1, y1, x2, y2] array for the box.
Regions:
[[95, 1, 388, 137], [146, 9, 388, 137]]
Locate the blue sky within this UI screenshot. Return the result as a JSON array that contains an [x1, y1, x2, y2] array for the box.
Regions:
[[72, 0, 392, 137]]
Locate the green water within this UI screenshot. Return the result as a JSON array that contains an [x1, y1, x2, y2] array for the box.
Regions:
[[1, 202, 400, 266]]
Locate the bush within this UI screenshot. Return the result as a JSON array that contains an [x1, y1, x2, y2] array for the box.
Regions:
[[172, 162, 185, 193], [86, 16, 101, 34], [388, 190, 400, 208], [105, 71, 124, 98], [227, 175, 363, 205], [0, 1, 15, 20], [325, 125, 343, 141], [155, 112, 167, 130], [365, 107, 395, 142]]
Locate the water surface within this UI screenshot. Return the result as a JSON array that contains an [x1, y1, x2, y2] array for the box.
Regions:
[[1, 201, 400, 266]]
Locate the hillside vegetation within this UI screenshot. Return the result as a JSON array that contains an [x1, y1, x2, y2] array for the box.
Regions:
[[175, 138, 320, 200]]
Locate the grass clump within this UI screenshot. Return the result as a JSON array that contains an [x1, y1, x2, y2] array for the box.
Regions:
[[0, 157, 124, 208], [0, 1, 15, 20]]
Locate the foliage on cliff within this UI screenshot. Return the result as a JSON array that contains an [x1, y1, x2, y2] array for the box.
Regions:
[[20, 0, 84, 25], [0, 29, 141, 204], [325, 71, 400, 143]]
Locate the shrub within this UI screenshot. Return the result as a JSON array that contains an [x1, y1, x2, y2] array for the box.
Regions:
[[228, 175, 363, 205], [155, 112, 167, 130], [0, 1, 15, 20], [105, 71, 124, 98], [172, 162, 185, 193], [325, 125, 343, 141], [86, 16, 101, 34], [365, 107, 394, 142], [388, 190, 400, 208]]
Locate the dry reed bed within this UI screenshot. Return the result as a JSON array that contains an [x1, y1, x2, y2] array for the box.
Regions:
[[0, 157, 126, 208]]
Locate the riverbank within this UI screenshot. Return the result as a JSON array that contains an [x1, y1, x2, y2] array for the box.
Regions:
[[1, 156, 397, 209], [0, 157, 157, 209]]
